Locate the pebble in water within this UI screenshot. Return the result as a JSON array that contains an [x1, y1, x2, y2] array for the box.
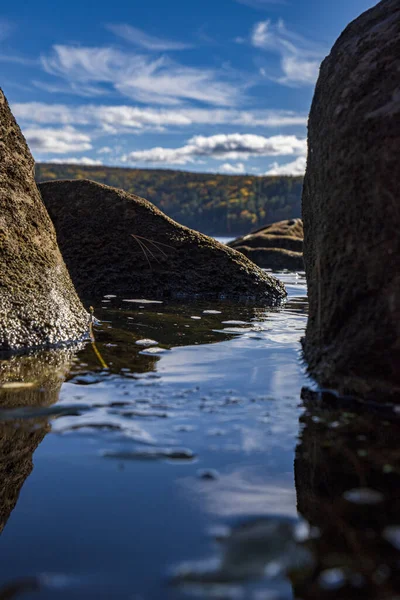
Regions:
[[139, 347, 168, 356], [342, 488, 384, 505], [135, 339, 158, 347], [103, 447, 196, 461], [122, 299, 163, 304], [382, 525, 400, 550], [318, 568, 347, 591], [197, 469, 219, 481]]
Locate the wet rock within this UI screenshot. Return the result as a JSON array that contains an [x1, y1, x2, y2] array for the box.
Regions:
[[302, 0, 400, 399], [0, 89, 88, 353], [230, 247, 303, 271], [38, 179, 286, 305], [228, 219, 304, 270]]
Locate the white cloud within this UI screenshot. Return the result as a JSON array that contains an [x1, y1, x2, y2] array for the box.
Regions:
[[265, 155, 306, 175], [122, 133, 307, 165], [251, 19, 323, 86], [22, 126, 92, 154], [40, 45, 241, 106], [32, 79, 108, 97], [12, 102, 307, 133], [46, 156, 103, 165], [106, 23, 192, 51], [219, 162, 246, 174]]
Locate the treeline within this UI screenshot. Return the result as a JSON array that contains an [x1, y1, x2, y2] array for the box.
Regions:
[[35, 164, 303, 236]]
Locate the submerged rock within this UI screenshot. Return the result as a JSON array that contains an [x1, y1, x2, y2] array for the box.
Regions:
[[0, 89, 88, 353], [38, 179, 286, 304], [228, 219, 304, 270], [301, 0, 400, 399]]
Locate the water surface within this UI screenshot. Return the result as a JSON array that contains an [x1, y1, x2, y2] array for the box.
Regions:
[[0, 270, 399, 600]]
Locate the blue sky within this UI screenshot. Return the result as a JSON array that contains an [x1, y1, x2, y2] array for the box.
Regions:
[[1, 0, 375, 175]]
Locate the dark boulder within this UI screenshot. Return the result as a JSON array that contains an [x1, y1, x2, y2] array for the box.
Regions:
[[228, 219, 304, 270], [229, 247, 303, 271], [38, 179, 286, 304], [302, 0, 400, 399], [0, 89, 88, 353]]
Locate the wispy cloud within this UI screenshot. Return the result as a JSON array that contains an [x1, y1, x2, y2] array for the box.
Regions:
[[106, 23, 193, 51], [0, 54, 39, 66], [13, 101, 307, 133], [22, 126, 92, 154], [121, 133, 307, 165], [40, 45, 241, 106], [265, 155, 306, 175], [251, 19, 324, 86], [32, 79, 108, 97], [46, 156, 103, 165]]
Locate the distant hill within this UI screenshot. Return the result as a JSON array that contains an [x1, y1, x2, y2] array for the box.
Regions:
[[35, 164, 303, 236]]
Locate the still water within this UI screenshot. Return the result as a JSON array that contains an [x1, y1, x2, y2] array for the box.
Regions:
[[0, 268, 399, 600]]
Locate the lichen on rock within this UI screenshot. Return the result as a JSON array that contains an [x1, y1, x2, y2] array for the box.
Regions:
[[0, 88, 89, 353]]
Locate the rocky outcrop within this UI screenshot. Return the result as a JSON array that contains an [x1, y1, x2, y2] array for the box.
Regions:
[[301, 0, 400, 399], [0, 89, 88, 353], [38, 179, 286, 304], [228, 219, 304, 270]]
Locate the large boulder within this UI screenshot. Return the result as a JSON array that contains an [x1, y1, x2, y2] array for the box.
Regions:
[[228, 219, 304, 270], [38, 179, 286, 304], [0, 89, 88, 353], [302, 0, 400, 399]]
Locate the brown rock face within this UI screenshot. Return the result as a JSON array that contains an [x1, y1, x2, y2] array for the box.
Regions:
[[228, 219, 304, 270], [302, 0, 400, 399], [38, 179, 286, 304], [0, 89, 89, 353]]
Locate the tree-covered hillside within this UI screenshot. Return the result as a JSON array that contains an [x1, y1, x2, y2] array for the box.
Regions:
[[36, 164, 303, 236]]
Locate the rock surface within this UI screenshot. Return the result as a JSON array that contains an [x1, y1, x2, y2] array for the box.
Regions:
[[228, 219, 304, 270], [38, 179, 286, 304], [0, 89, 88, 353], [302, 0, 400, 399]]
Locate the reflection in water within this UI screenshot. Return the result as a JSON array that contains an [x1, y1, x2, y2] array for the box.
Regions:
[[294, 389, 400, 599], [0, 348, 78, 536], [71, 297, 292, 378]]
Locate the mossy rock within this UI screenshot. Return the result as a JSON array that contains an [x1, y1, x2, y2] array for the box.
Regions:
[[228, 219, 303, 270], [0, 89, 88, 354], [39, 179, 286, 305], [302, 0, 400, 400]]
